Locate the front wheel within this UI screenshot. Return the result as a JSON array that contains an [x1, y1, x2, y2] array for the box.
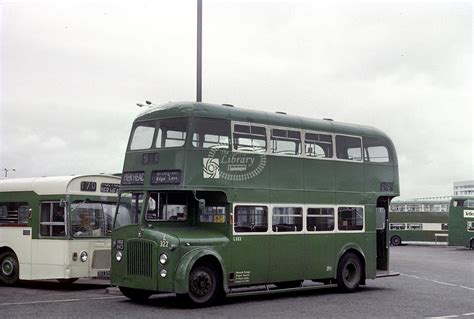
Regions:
[[337, 252, 362, 292], [119, 286, 152, 303], [177, 265, 220, 307], [0, 251, 19, 286], [391, 235, 402, 246]]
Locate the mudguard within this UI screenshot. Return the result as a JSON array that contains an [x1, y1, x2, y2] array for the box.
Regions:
[[174, 248, 227, 294], [335, 243, 368, 278]]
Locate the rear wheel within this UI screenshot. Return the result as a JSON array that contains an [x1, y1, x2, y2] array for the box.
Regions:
[[390, 235, 402, 246], [337, 252, 362, 292], [177, 265, 220, 307], [0, 251, 19, 286], [119, 286, 152, 302]]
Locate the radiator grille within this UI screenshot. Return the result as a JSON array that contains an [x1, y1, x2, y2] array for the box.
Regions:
[[91, 249, 111, 270], [127, 240, 154, 277]]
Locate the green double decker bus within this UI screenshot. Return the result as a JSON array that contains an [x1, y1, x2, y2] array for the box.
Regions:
[[388, 198, 450, 246], [448, 196, 474, 249], [111, 102, 400, 306]]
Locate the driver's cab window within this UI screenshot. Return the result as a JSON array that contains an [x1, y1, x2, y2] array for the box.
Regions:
[[40, 202, 66, 237], [146, 192, 188, 221]]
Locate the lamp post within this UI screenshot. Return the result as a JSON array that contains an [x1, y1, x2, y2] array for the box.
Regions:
[[196, 0, 202, 102], [3, 168, 15, 178]]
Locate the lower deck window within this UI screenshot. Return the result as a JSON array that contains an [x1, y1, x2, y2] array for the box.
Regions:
[[40, 202, 66, 237], [200, 206, 226, 223], [234, 206, 268, 232], [272, 207, 303, 232], [338, 207, 364, 231], [407, 223, 422, 230], [390, 223, 406, 230], [468, 221, 474, 232], [0, 202, 30, 224], [307, 207, 334, 231], [145, 192, 188, 221]]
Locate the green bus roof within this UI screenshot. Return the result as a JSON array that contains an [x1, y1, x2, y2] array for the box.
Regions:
[[136, 102, 393, 140]]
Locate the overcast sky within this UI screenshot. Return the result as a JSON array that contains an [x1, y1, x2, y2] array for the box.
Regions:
[[0, 0, 472, 199]]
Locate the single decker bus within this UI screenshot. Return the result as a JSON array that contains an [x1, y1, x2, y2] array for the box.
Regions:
[[111, 101, 400, 306], [0, 174, 120, 285]]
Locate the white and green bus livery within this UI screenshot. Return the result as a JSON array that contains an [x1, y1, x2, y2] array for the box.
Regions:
[[0, 175, 120, 285]]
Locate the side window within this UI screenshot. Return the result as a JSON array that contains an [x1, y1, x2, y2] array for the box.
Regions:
[[363, 137, 390, 163], [192, 118, 230, 149], [272, 207, 303, 232], [389, 223, 406, 230], [336, 135, 362, 161], [338, 207, 364, 231], [307, 207, 334, 232], [407, 223, 422, 230], [271, 129, 302, 155], [467, 221, 474, 232], [40, 202, 66, 237], [234, 205, 268, 233], [305, 133, 333, 158], [200, 206, 226, 223], [233, 124, 267, 152], [0, 202, 30, 224], [129, 123, 155, 150], [156, 118, 188, 148]]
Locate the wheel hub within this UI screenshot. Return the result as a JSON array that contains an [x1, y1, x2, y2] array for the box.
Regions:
[[191, 272, 211, 297], [1, 259, 14, 277]]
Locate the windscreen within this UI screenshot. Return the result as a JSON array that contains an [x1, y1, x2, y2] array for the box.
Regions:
[[70, 201, 116, 237], [113, 192, 144, 229]]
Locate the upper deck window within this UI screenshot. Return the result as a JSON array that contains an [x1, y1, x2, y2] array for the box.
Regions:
[[156, 118, 188, 148], [192, 118, 230, 149], [130, 123, 155, 150], [305, 132, 333, 158], [363, 137, 390, 163], [271, 129, 302, 156], [336, 135, 362, 161], [233, 124, 267, 152]]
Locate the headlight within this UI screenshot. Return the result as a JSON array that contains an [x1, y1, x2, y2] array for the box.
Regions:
[[160, 269, 167, 278], [80, 251, 88, 262], [115, 251, 123, 262], [159, 253, 168, 265]]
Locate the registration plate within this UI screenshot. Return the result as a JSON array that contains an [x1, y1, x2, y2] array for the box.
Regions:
[[97, 271, 110, 278]]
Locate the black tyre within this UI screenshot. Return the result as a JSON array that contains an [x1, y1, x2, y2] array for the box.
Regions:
[[0, 251, 19, 286], [390, 235, 402, 246], [337, 252, 362, 292], [119, 286, 152, 302], [57, 278, 79, 285], [177, 265, 220, 307], [470, 239, 474, 250], [274, 280, 303, 289]]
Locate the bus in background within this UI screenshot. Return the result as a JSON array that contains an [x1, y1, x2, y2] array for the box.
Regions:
[[388, 198, 450, 246], [111, 101, 400, 306], [448, 196, 474, 249], [0, 175, 120, 285]]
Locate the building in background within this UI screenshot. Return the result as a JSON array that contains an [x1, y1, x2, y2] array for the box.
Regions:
[[453, 180, 474, 196]]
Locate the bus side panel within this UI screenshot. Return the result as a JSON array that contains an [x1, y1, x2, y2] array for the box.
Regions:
[[0, 227, 33, 280], [448, 207, 474, 246], [30, 239, 68, 280]]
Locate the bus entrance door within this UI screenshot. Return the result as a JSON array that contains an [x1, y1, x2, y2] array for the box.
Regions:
[[376, 207, 388, 271]]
